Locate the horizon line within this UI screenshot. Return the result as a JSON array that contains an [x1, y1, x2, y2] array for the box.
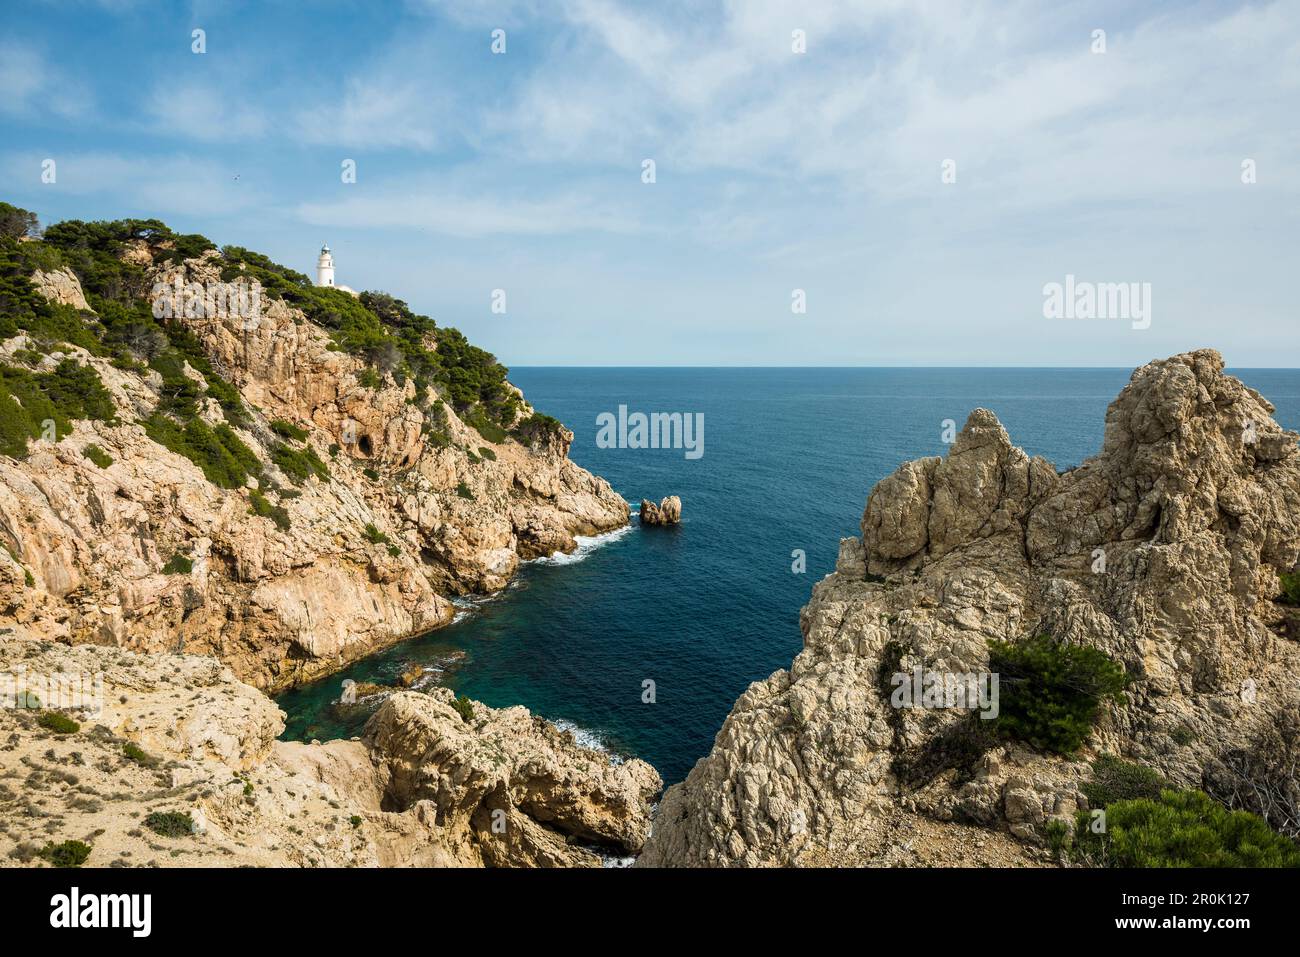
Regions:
[[506, 364, 1300, 370]]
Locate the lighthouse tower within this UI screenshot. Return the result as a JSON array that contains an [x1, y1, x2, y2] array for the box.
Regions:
[[316, 244, 335, 288]]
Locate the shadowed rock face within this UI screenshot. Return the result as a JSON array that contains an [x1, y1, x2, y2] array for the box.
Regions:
[[640, 350, 1300, 867], [0, 251, 627, 692], [0, 639, 660, 868]]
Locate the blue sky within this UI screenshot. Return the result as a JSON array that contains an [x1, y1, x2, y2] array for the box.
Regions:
[[2, 0, 1297, 366]]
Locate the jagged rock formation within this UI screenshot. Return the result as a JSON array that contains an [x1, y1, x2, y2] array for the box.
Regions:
[[640, 350, 1300, 866], [0, 637, 659, 867], [365, 689, 662, 866], [29, 267, 90, 311], [0, 251, 627, 692], [640, 495, 682, 526]]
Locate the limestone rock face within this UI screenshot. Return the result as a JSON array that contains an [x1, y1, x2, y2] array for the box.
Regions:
[[364, 690, 662, 866], [0, 638, 659, 868], [1, 251, 627, 692], [640, 350, 1300, 867], [30, 267, 91, 311], [640, 495, 682, 526]]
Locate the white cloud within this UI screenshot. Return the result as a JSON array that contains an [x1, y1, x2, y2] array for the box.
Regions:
[[145, 82, 269, 141], [0, 41, 89, 118], [295, 175, 643, 237], [0, 151, 268, 217]]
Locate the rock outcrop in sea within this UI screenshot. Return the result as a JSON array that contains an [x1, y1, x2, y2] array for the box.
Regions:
[[640, 495, 682, 526], [640, 350, 1300, 866]]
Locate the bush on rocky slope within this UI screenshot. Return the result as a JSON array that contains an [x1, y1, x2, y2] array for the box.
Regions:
[[270, 441, 329, 485], [38, 839, 92, 868], [248, 489, 291, 531], [143, 811, 194, 838], [0, 359, 116, 458], [143, 414, 261, 489], [1067, 789, 1300, 868], [1278, 570, 1300, 606], [1203, 709, 1300, 840], [1081, 754, 1168, 808], [988, 634, 1128, 755]]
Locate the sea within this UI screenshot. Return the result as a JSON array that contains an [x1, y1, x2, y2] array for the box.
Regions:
[[277, 367, 1300, 785]]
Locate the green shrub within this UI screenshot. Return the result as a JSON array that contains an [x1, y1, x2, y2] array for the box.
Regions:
[[0, 360, 116, 458], [271, 441, 329, 485], [477, 446, 496, 462], [987, 634, 1127, 755], [269, 419, 308, 441], [3, 540, 36, 589], [456, 481, 474, 500], [463, 406, 507, 444], [350, 815, 363, 828], [144, 414, 261, 489], [387, 544, 401, 558], [38, 840, 91, 868], [1044, 819, 1071, 859], [357, 367, 381, 389], [82, 443, 112, 468], [37, 712, 79, 735], [363, 467, 379, 481], [1082, 754, 1167, 808], [1070, 789, 1300, 868], [452, 695, 474, 723], [363, 523, 388, 545], [143, 811, 194, 838], [512, 412, 565, 447], [162, 552, 192, 575], [1278, 570, 1300, 606], [249, 489, 290, 531], [122, 742, 156, 766]]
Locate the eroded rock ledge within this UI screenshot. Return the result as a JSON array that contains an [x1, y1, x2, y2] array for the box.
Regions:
[[0, 639, 660, 868], [639, 350, 1300, 867]]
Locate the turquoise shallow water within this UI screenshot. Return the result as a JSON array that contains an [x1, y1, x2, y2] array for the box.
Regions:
[[277, 367, 1300, 785]]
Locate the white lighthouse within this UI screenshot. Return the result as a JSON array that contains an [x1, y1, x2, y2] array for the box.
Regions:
[[316, 244, 335, 287], [313, 244, 357, 294]]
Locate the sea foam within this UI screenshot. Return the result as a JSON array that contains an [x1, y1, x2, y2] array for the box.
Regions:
[[528, 523, 633, 567]]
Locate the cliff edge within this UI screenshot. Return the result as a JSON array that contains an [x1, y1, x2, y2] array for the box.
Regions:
[[0, 222, 626, 692], [640, 350, 1300, 866]]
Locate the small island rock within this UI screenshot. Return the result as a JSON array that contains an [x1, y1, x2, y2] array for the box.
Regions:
[[640, 496, 682, 525]]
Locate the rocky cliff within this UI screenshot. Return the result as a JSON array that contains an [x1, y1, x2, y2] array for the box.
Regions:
[[640, 350, 1300, 866], [0, 636, 660, 867], [0, 243, 626, 693]]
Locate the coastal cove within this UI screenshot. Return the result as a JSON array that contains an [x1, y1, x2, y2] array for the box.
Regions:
[[277, 366, 1300, 786]]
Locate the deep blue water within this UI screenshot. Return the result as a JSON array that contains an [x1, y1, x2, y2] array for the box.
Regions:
[[278, 367, 1300, 785]]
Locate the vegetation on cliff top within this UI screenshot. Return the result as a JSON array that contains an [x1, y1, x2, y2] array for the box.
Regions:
[[0, 200, 566, 473], [215, 245, 533, 439]]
